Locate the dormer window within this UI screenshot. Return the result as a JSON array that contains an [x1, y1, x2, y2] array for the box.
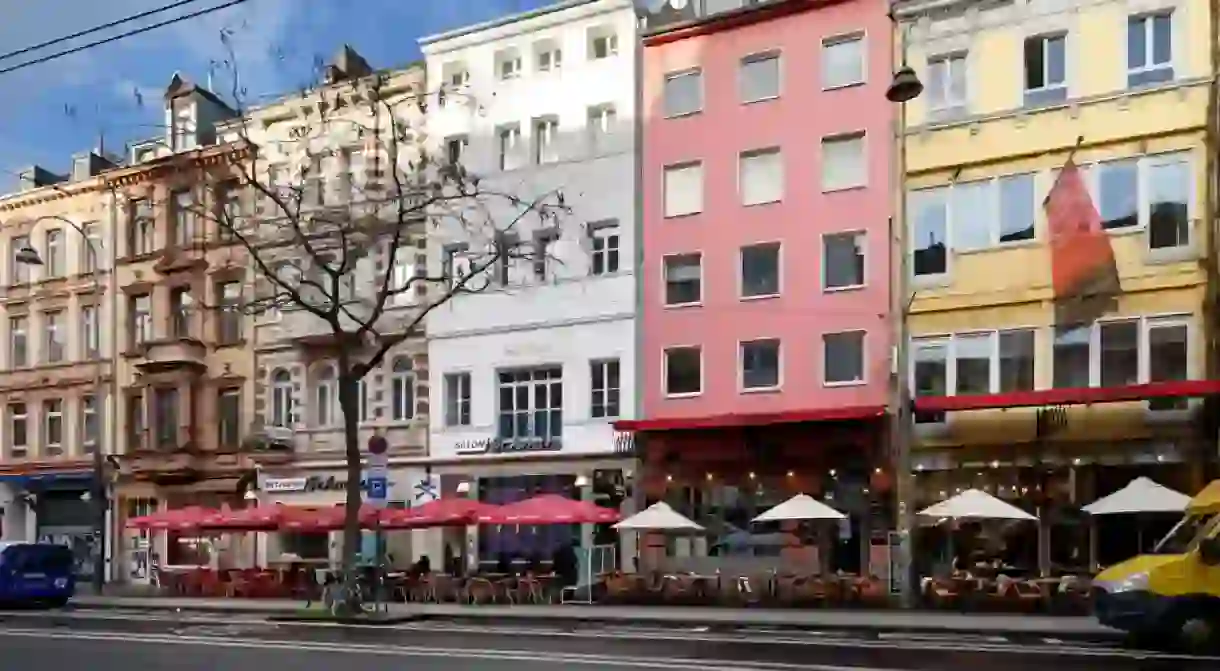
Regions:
[[496, 49, 523, 80], [534, 39, 562, 73], [588, 27, 618, 60], [170, 99, 195, 150]]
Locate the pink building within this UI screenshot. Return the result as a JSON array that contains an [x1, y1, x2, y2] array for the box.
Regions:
[[617, 0, 896, 571]]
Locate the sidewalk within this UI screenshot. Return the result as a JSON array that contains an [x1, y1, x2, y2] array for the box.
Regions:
[[69, 595, 1115, 637]]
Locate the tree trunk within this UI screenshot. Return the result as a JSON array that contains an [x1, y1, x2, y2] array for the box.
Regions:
[[336, 353, 365, 616]]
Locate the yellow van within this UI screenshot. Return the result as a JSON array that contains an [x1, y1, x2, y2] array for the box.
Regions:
[[1092, 480, 1220, 646]]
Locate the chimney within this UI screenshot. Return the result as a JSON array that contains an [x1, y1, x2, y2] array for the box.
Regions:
[[17, 165, 67, 191], [71, 151, 118, 182]]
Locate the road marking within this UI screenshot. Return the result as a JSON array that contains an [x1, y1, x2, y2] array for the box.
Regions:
[[0, 627, 908, 671]]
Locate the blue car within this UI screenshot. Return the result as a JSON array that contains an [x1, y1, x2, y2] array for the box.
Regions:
[[0, 542, 76, 607]]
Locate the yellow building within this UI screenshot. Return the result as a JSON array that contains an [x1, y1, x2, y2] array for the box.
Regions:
[[894, 0, 1217, 560]]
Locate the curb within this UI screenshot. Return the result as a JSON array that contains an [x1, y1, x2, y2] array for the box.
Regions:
[[64, 600, 1120, 641]]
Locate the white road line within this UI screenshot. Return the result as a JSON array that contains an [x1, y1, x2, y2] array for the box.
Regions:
[[0, 627, 905, 671]]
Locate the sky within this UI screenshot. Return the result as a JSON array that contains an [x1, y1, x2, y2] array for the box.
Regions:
[[0, 0, 555, 190]]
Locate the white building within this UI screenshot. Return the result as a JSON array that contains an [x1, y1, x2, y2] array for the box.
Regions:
[[420, 0, 638, 569]]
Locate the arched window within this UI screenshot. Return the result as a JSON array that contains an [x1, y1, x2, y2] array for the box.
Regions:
[[270, 369, 293, 427], [390, 357, 414, 421], [314, 365, 336, 427]]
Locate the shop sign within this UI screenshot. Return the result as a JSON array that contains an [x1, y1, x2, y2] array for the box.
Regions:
[[263, 477, 307, 493], [262, 474, 392, 494], [613, 432, 637, 454], [452, 437, 564, 455]]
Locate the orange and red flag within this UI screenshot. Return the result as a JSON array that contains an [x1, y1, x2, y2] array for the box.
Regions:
[[1044, 159, 1120, 326]]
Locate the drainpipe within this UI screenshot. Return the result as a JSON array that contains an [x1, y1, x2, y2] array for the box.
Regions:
[[106, 183, 120, 584], [630, 11, 648, 536], [1204, 0, 1220, 485]]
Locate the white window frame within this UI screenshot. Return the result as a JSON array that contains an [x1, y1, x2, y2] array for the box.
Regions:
[[589, 31, 618, 60], [496, 367, 564, 445], [314, 365, 337, 427], [1022, 33, 1068, 103], [739, 338, 782, 392], [10, 236, 30, 285], [739, 241, 782, 299], [390, 356, 415, 422], [820, 132, 867, 192], [663, 345, 703, 398], [8, 403, 27, 457], [663, 161, 704, 218], [1080, 315, 1194, 389], [497, 51, 523, 80], [533, 117, 560, 165], [497, 124, 523, 172], [662, 251, 703, 307], [44, 398, 63, 454], [822, 230, 867, 291], [79, 304, 99, 360], [45, 228, 64, 277], [926, 52, 968, 113], [909, 328, 1039, 396], [81, 395, 97, 451], [535, 42, 562, 73], [587, 104, 616, 155], [738, 147, 783, 206], [588, 221, 620, 276], [1078, 150, 1195, 253], [131, 294, 153, 346], [44, 309, 64, 363], [82, 222, 102, 273], [1126, 12, 1174, 86], [822, 330, 867, 387], [444, 372, 472, 427], [739, 50, 781, 103], [821, 33, 866, 90], [270, 369, 293, 428], [663, 69, 703, 118], [590, 358, 621, 419], [9, 315, 27, 368]]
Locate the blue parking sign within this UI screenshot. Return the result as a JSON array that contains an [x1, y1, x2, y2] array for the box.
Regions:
[[367, 476, 388, 502]]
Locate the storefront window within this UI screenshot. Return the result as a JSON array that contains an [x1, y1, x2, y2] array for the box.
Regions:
[[477, 474, 576, 569], [281, 532, 330, 560]]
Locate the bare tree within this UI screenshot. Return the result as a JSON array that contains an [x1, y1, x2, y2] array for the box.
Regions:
[[124, 41, 568, 613]]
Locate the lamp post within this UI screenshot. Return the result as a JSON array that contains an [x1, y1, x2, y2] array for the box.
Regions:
[[885, 22, 924, 608], [17, 216, 107, 594]]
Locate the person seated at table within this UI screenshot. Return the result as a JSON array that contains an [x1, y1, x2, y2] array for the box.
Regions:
[[408, 554, 431, 578], [552, 543, 578, 588]]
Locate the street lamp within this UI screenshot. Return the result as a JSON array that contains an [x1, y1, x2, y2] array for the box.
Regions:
[[17, 217, 107, 595]]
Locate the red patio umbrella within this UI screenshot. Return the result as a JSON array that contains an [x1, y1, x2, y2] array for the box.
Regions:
[[379, 498, 501, 529], [278, 504, 381, 532], [476, 494, 620, 525], [126, 506, 214, 531], [200, 504, 283, 532]]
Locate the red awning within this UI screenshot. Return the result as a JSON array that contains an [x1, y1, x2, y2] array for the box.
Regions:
[[476, 494, 620, 525], [277, 504, 381, 532], [126, 506, 214, 531], [912, 379, 1220, 413], [613, 404, 886, 432], [199, 504, 284, 532], [380, 499, 501, 530]]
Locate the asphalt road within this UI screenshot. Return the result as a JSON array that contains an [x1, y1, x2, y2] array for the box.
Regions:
[[0, 609, 1215, 671]]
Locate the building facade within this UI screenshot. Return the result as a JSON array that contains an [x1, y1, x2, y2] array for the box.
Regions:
[[0, 155, 118, 581], [240, 50, 434, 566], [895, 0, 1218, 570], [104, 76, 262, 582], [421, 0, 638, 569], [617, 0, 896, 574]]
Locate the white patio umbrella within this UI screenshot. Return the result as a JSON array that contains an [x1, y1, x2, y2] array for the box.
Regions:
[[614, 502, 704, 531], [918, 489, 1037, 520], [1082, 477, 1189, 515], [752, 494, 846, 522]]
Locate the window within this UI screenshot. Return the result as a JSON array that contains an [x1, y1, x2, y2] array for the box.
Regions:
[[217, 281, 242, 343], [172, 189, 196, 246], [314, 366, 336, 427], [663, 70, 702, 117], [590, 359, 621, 419], [127, 393, 144, 452], [169, 286, 192, 338], [390, 357, 415, 421], [1128, 14, 1173, 87], [533, 230, 560, 280], [663, 162, 703, 217], [1100, 320, 1140, 387], [497, 125, 524, 171], [444, 135, 468, 165], [822, 35, 865, 89], [824, 331, 865, 385], [81, 223, 102, 272], [81, 395, 98, 452], [358, 378, 372, 423], [270, 369, 293, 427], [129, 294, 152, 347], [913, 340, 949, 399], [10, 236, 30, 284], [80, 304, 99, 359], [740, 243, 780, 298], [9, 315, 27, 368], [997, 174, 1037, 243], [1149, 319, 1188, 410], [908, 173, 1036, 277], [43, 310, 65, 363], [741, 339, 781, 391], [821, 133, 866, 191], [663, 253, 702, 306], [739, 52, 780, 102], [8, 403, 27, 457], [389, 245, 416, 307], [154, 387, 179, 449], [998, 330, 1036, 392], [948, 181, 993, 250], [590, 32, 618, 60], [536, 43, 562, 72], [1052, 325, 1091, 388], [494, 232, 519, 286], [823, 232, 865, 290], [441, 243, 472, 291], [45, 228, 64, 277], [926, 53, 967, 113], [44, 399, 63, 455], [739, 148, 783, 205], [955, 333, 992, 395], [214, 180, 241, 237], [1023, 34, 1067, 106], [533, 118, 559, 165], [587, 104, 616, 155], [497, 51, 522, 80], [588, 221, 620, 276], [444, 372, 472, 427], [664, 346, 702, 396], [128, 199, 153, 256], [1147, 154, 1191, 250], [217, 388, 241, 448], [497, 368, 563, 445], [1097, 159, 1138, 230]]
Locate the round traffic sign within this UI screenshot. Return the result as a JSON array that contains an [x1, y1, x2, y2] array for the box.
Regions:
[[367, 434, 389, 455]]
